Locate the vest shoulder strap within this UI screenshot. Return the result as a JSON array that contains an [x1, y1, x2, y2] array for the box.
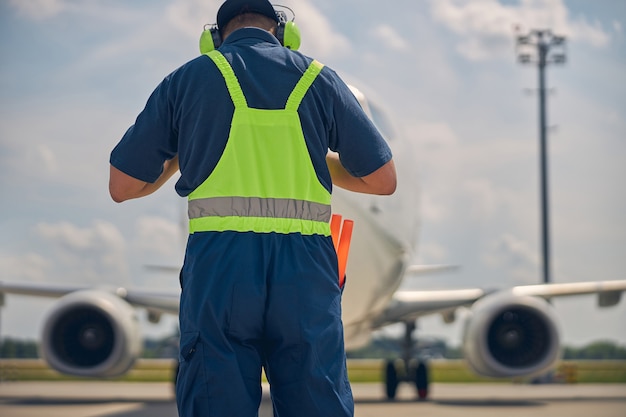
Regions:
[[205, 50, 247, 108], [285, 60, 324, 111], [206, 51, 324, 111]]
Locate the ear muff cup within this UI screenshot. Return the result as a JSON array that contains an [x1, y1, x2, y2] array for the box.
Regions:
[[199, 12, 302, 54], [199, 25, 222, 54], [277, 20, 301, 51]]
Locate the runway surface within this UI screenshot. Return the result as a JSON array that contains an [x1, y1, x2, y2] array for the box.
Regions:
[[0, 381, 624, 417]]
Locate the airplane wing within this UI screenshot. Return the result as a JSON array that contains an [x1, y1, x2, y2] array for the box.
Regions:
[[0, 281, 90, 298], [0, 281, 180, 315], [373, 288, 486, 327], [509, 280, 626, 306], [375, 279, 626, 327], [404, 264, 459, 276]]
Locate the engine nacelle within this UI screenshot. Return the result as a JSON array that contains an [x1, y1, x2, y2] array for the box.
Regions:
[[462, 292, 560, 378], [40, 290, 142, 377]]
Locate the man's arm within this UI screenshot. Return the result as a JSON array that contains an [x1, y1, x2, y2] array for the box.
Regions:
[[326, 152, 396, 195], [109, 155, 179, 203]]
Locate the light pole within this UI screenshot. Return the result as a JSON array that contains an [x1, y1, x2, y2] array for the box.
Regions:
[[516, 29, 567, 284]]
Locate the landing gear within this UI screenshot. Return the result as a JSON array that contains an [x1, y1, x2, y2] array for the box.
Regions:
[[415, 361, 429, 400], [384, 359, 429, 400], [383, 321, 430, 401], [385, 361, 398, 399]]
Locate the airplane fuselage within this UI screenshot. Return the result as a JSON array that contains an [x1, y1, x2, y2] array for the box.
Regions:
[[331, 91, 421, 349]]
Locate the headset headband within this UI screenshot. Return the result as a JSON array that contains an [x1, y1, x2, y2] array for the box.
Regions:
[[199, 5, 301, 53]]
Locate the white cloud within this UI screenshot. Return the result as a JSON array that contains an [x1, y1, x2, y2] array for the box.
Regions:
[[36, 144, 58, 175], [483, 233, 540, 284], [167, 0, 220, 39], [8, 0, 66, 19], [372, 25, 410, 52], [430, 0, 612, 61], [134, 216, 184, 258], [38, 221, 108, 251], [287, 1, 352, 59], [568, 17, 611, 47], [7, 0, 149, 23], [0, 253, 51, 283], [420, 192, 449, 224], [462, 178, 499, 219], [0, 137, 52, 184], [410, 121, 460, 150], [0, 97, 130, 194], [34, 220, 129, 284]]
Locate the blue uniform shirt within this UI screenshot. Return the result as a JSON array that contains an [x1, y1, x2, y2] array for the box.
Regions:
[[110, 28, 392, 197]]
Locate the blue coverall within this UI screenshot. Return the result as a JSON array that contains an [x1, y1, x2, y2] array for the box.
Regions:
[[110, 27, 392, 416]]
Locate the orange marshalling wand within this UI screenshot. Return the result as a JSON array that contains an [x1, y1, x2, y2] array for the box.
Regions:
[[330, 214, 354, 288]]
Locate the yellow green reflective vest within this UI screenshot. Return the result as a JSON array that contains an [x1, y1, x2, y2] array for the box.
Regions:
[[188, 51, 331, 236]]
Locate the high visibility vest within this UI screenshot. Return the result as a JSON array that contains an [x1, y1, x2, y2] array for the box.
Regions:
[[188, 50, 332, 236]]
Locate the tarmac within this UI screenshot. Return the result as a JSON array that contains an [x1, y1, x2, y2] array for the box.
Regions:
[[0, 381, 624, 417]]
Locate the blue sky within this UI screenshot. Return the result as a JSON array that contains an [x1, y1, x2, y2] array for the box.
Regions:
[[0, 0, 624, 347]]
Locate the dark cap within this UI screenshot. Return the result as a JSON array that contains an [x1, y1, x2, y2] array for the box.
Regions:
[[217, 0, 279, 30]]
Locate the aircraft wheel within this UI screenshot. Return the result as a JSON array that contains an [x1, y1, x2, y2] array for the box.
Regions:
[[415, 361, 429, 400], [385, 360, 398, 400]]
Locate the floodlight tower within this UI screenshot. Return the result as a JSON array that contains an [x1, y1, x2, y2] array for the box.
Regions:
[[516, 29, 567, 284]]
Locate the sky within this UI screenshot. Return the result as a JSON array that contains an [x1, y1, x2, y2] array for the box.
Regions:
[[0, 0, 624, 348]]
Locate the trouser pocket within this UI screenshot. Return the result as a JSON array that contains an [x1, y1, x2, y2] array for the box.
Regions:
[[176, 331, 209, 416]]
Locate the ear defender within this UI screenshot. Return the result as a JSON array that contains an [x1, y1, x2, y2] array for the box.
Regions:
[[199, 24, 222, 54], [198, 7, 301, 54], [276, 11, 301, 51]]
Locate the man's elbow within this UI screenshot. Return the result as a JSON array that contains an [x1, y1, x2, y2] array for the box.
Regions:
[[378, 178, 397, 195], [109, 185, 129, 203], [109, 177, 137, 203], [109, 164, 146, 203], [366, 160, 397, 195]]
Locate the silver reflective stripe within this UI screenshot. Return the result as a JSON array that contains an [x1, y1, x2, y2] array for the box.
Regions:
[[188, 197, 331, 222]]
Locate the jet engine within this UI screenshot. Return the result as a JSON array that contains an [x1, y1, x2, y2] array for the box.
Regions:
[[462, 292, 560, 378], [40, 290, 142, 377]]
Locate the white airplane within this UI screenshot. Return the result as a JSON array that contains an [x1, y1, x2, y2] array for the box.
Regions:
[[1, 85, 625, 401]]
